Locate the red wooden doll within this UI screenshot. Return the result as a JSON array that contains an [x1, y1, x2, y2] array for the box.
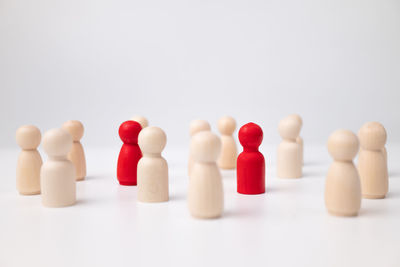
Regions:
[[237, 122, 265, 194], [117, 121, 142, 185]]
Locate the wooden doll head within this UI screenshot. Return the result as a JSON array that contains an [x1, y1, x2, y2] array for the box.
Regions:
[[138, 126, 167, 154], [358, 122, 387, 151], [42, 128, 73, 157], [119, 121, 142, 145], [218, 116, 236, 135], [190, 131, 221, 163], [238, 122, 263, 150], [131, 115, 148, 128], [16, 125, 41, 150], [288, 114, 303, 129], [189, 119, 211, 137], [62, 120, 84, 142], [327, 129, 359, 161], [278, 116, 301, 140]]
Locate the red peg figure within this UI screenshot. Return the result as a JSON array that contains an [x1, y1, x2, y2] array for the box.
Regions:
[[117, 121, 142, 185], [237, 122, 265, 194]]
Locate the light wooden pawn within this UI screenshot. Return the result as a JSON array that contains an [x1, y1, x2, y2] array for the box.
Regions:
[[62, 120, 86, 181], [277, 116, 302, 178], [358, 122, 388, 199], [16, 125, 42, 195], [325, 130, 361, 216], [288, 114, 304, 165], [217, 116, 237, 169], [188, 119, 211, 176], [131, 115, 149, 128], [41, 128, 76, 207], [188, 131, 223, 219], [137, 126, 169, 203]]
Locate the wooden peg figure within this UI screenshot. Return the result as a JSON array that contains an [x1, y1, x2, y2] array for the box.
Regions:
[[137, 126, 169, 203], [237, 122, 265, 194], [277, 116, 302, 178], [62, 120, 86, 181], [188, 119, 211, 176], [117, 121, 142, 185], [188, 131, 224, 219], [41, 128, 76, 207], [131, 115, 148, 128], [289, 114, 303, 164], [357, 122, 388, 199], [217, 116, 237, 169], [16, 125, 42, 195], [325, 130, 361, 216]]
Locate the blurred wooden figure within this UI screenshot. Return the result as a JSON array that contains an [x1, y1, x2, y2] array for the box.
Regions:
[[62, 120, 86, 181], [16, 125, 42, 195], [358, 122, 388, 199], [41, 128, 76, 207], [131, 115, 148, 129], [217, 116, 237, 169], [137, 126, 169, 203], [188, 131, 223, 219], [325, 129, 361, 216], [289, 114, 304, 164], [188, 119, 211, 176], [277, 116, 302, 178]]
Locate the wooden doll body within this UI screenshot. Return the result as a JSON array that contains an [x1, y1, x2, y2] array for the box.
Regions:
[[16, 125, 42, 195], [188, 162, 223, 218], [188, 119, 211, 176], [41, 128, 76, 207], [117, 121, 142, 186], [137, 126, 169, 203], [325, 161, 361, 216], [297, 136, 304, 165], [325, 129, 361, 216], [217, 116, 237, 169]]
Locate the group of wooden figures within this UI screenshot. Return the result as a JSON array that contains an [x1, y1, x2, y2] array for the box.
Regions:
[[15, 115, 388, 219]]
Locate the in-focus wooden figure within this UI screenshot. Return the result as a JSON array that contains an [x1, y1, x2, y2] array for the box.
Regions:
[[188, 119, 211, 176], [41, 128, 76, 207], [277, 116, 302, 178], [325, 129, 361, 216], [289, 114, 304, 164], [358, 122, 388, 199], [137, 126, 169, 203], [131, 115, 149, 129], [188, 131, 223, 219], [16, 125, 42, 195], [62, 120, 86, 181], [217, 116, 237, 169]]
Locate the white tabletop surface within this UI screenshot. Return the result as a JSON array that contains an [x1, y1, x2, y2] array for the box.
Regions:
[[1, 144, 399, 267]]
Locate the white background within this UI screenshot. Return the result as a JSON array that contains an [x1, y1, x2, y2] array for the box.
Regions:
[[1, 0, 400, 148]]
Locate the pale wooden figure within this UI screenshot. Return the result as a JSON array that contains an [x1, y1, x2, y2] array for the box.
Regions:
[[277, 116, 302, 178], [41, 129, 76, 207], [62, 120, 86, 181], [217, 116, 237, 169], [137, 126, 169, 203], [325, 129, 361, 216], [357, 122, 388, 199], [188, 119, 211, 176], [131, 115, 149, 128], [188, 131, 223, 219], [16, 125, 42, 195]]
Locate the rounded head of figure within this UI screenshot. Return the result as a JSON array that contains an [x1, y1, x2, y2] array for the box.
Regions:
[[218, 116, 236, 135], [42, 128, 73, 157], [138, 126, 167, 154], [288, 114, 303, 129], [189, 119, 211, 137], [238, 122, 263, 150], [16, 125, 41, 150], [327, 129, 359, 161], [358, 121, 387, 150], [119, 120, 142, 144], [62, 120, 84, 142], [131, 115, 148, 129], [278, 116, 301, 140], [190, 131, 221, 163]]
